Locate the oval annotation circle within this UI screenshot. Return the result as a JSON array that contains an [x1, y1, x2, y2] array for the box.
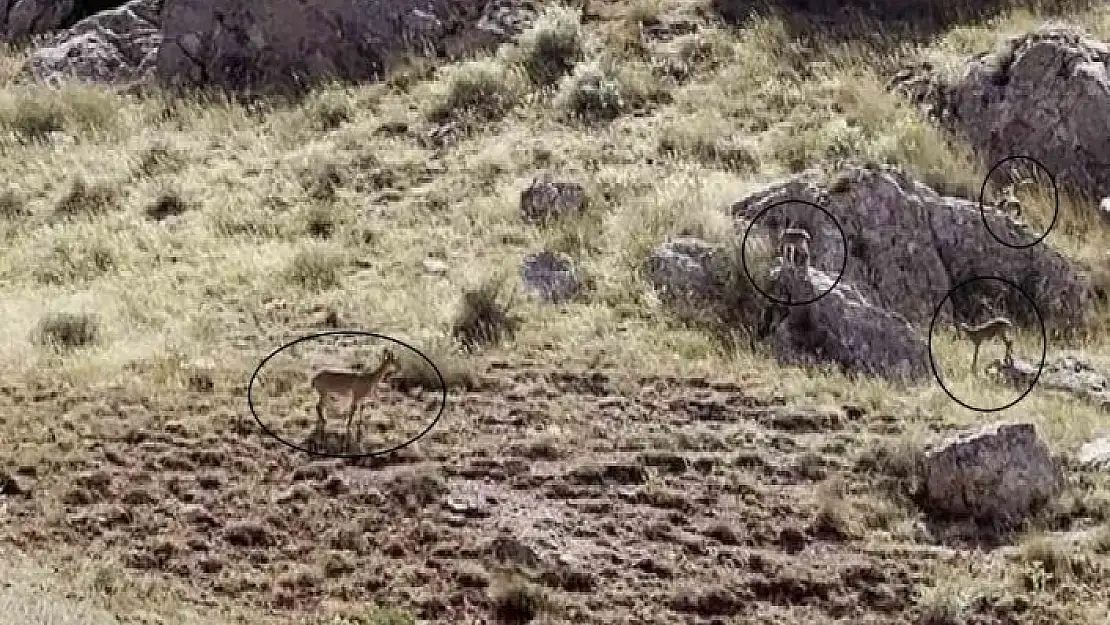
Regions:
[[740, 199, 848, 307], [247, 330, 446, 459], [977, 155, 1059, 249], [927, 276, 1046, 413]]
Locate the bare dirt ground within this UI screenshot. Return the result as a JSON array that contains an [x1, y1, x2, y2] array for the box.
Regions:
[[3, 358, 1109, 624]]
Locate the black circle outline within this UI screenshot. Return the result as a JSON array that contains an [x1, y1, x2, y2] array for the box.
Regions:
[[247, 330, 447, 459], [740, 199, 848, 306], [926, 276, 1046, 413], [977, 155, 1059, 249]]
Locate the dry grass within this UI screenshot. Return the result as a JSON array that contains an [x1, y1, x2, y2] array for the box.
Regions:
[[1, 1, 1109, 623]]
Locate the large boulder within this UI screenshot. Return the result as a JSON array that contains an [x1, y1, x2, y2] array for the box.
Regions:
[[924, 25, 1110, 202], [730, 163, 1094, 335], [155, 0, 538, 94], [763, 267, 931, 381], [920, 422, 1063, 526], [645, 236, 930, 381], [25, 0, 161, 85], [0, 0, 71, 40]]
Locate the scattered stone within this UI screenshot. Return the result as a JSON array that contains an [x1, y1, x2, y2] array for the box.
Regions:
[[645, 237, 719, 303], [920, 422, 1063, 525], [0, 471, 29, 497], [222, 520, 275, 547], [444, 495, 490, 518], [1078, 435, 1110, 470], [520, 178, 587, 225], [422, 257, 450, 275], [520, 251, 581, 303]]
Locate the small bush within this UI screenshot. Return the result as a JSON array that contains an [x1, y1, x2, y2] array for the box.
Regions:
[[144, 190, 193, 221], [135, 142, 186, 178], [431, 59, 523, 122], [518, 6, 585, 86], [558, 62, 625, 122], [54, 177, 119, 219], [302, 89, 354, 131], [451, 276, 522, 350], [658, 118, 759, 171], [286, 245, 345, 290], [0, 187, 29, 219], [490, 576, 550, 624], [391, 338, 477, 391], [33, 312, 100, 350]]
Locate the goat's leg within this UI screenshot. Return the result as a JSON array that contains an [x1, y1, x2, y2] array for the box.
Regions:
[[971, 344, 979, 374], [315, 396, 327, 432], [344, 396, 357, 438]]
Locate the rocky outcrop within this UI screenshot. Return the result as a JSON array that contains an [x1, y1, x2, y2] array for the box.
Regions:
[[996, 356, 1110, 410], [155, 0, 538, 94], [730, 164, 1093, 334], [646, 236, 930, 381], [0, 0, 125, 41], [25, 0, 160, 85], [905, 25, 1110, 202], [762, 267, 930, 381], [648, 164, 1093, 379], [920, 422, 1063, 525]]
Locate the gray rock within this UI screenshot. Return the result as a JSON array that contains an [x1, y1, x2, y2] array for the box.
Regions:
[[1078, 435, 1110, 470], [1, 0, 76, 40], [520, 250, 581, 303], [520, 178, 587, 225], [25, 0, 161, 86], [921, 422, 1063, 525], [945, 25, 1110, 203], [645, 237, 719, 303], [765, 270, 931, 382], [646, 234, 929, 381], [156, 0, 536, 94]]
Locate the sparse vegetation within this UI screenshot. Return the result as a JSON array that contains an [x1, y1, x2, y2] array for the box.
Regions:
[[517, 6, 586, 86], [54, 177, 119, 219], [451, 276, 523, 350]]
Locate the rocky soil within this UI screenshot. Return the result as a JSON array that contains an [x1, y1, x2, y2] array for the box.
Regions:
[[3, 360, 1110, 623]]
